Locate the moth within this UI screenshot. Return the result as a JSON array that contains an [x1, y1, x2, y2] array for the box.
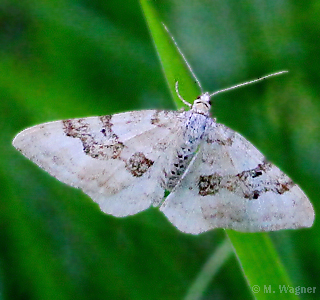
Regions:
[[12, 30, 314, 234]]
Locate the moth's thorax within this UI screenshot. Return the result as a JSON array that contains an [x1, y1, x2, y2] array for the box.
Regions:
[[191, 92, 211, 116]]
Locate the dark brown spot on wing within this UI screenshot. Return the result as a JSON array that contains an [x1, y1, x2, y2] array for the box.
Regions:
[[276, 180, 294, 194], [99, 115, 113, 135], [198, 173, 222, 196], [206, 137, 233, 146], [63, 117, 125, 160], [198, 161, 294, 199], [151, 110, 162, 126], [125, 152, 154, 177]]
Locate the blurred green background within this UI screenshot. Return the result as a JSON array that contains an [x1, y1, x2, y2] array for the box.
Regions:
[[1, 0, 320, 299]]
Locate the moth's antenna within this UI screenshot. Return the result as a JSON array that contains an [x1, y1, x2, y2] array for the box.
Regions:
[[175, 81, 192, 107], [162, 23, 203, 93], [210, 71, 288, 97]]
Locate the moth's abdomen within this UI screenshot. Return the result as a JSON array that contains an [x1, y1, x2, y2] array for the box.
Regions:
[[164, 145, 196, 190], [164, 112, 207, 190]]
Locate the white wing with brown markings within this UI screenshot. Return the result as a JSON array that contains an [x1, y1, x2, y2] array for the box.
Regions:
[[13, 110, 186, 216], [160, 122, 314, 234]]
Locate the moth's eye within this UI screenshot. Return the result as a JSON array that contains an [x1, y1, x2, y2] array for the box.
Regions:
[[196, 96, 201, 99], [208, 100, 212, 105]]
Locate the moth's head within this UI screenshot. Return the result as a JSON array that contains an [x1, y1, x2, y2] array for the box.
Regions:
[[191, 92, 211, 116]]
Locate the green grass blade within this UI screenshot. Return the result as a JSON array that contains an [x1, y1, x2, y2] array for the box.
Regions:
[[184, 239, 233, 300], [227, 231, 298, 300], [140, 2, 299, 299], [139, 0, 201, 109]]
